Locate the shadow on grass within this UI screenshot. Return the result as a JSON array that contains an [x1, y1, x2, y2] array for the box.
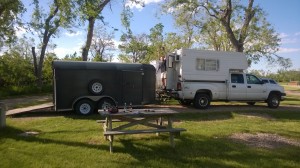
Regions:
[[0, 126, 107, 151], [115, 134, 300, 167]]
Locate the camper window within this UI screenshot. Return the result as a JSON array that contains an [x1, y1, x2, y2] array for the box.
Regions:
[[196, 59, 219, 71]]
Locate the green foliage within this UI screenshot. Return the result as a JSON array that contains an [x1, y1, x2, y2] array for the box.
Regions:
[[118, 33, 150, 63], [0, 52, 36, 87], [0, 0, 25, 49], [43, 53, 59, 84], [63, 52, 82, 61], [248, 69, 300, 82]]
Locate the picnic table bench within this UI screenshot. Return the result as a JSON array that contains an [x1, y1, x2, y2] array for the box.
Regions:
[[98, 108, 186, 153]]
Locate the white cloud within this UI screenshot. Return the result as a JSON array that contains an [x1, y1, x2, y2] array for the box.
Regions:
[[125, 0, 163, 11], [295, 32, 300, 36], [113, 39, 122, 48], [65, 31, 83, 37], [278, 47, 300, 53], [54, 41, 84, 58], [280, 38, 298, 44], [279, 33, 289, 38], [15, 26, 27, 37]]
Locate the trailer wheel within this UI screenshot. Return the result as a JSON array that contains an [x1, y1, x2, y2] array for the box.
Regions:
[[267, 93, 280, 108], [88, 80, 103, 95], [194, 93, 210, 109], [75, 99, 95, 115], [98, 98, 116, 109]]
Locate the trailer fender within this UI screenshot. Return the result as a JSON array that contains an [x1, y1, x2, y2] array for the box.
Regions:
[[72, 96, 116, 110]]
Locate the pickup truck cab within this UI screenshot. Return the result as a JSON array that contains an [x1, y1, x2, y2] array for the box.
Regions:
[[176, 73, 286, 109]]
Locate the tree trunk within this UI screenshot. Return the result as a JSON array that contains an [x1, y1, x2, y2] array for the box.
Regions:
[[82, 17, 95, 61], [31, 47, 38, 77], [36, 34, 51, 87]]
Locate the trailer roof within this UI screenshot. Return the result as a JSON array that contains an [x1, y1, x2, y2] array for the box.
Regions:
[[52, 60, 155, 71]]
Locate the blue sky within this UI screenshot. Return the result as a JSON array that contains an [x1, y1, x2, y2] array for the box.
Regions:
[[19, 0, 300, 72]]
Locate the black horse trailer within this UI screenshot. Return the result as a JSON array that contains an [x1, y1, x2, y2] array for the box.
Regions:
[[52, 61, 156, 115]]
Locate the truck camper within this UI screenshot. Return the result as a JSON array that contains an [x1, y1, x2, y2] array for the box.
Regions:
[[163, 48, 286, 109]]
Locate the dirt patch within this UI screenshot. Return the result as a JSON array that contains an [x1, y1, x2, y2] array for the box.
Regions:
[[19, 131, 40, 137], [229, 133, 300, 149], [238, 113, 274, 120], [0, 95, 52, 110]]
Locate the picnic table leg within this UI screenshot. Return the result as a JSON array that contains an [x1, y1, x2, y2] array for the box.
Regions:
[[167, 117, 175, 148], [107, 116, 114, 153], [109, 135, 114, 153], [156, 117, 163, 136]]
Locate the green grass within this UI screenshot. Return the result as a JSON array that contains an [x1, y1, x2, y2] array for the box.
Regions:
[[1, 109, 300, 168], [282, 85, 300, 92]]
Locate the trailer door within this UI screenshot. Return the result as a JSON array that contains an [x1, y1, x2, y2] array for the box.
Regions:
[[122, 71, 143, 104]]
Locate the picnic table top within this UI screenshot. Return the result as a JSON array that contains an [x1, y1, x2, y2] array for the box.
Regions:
[[98, 108, 178, 117]]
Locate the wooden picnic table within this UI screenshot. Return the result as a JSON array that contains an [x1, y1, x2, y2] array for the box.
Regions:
[[98, 108, 186, 153]]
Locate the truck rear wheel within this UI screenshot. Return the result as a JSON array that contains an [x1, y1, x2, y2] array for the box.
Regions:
[[75, 99, 95, 115], [267, 93, 280, 108], [194, 93, 210, 109]]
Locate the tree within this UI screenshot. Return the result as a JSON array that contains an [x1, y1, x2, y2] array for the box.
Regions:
[[30, 0, 75, 87], [162, 0, 288, 67], [118, 33, 150, 63], [90, 24, 115, 62], [0, 0, 24, 50], [63, 52, 82, 61], [77, 0, 111, 61], [148, 23, 165, 60]]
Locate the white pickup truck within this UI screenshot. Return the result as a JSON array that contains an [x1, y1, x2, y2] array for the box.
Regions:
[[163, 49, 286, 109]]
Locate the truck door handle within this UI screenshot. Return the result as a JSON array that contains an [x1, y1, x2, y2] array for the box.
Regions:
[[247, 86, 251, 88], [232, 85, 236, 88]]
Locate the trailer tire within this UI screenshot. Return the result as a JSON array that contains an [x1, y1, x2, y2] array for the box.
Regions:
[[98, 98, 116, 110], [194, 93, 210, 109], [267, 93, 280, 108], [88, 80, 103, 95], [75, 99, 95, 115]]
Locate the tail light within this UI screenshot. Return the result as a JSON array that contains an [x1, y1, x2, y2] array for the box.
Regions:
[[177, 82, 182, 91]]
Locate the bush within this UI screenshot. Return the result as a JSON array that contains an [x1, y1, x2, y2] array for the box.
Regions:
[[0, 84, 52, 99]]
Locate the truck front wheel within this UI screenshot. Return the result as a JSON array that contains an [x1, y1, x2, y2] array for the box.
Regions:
[[267, 93, 280, 108], [194, 94, 210, 109], [75, 99, 95, 115]]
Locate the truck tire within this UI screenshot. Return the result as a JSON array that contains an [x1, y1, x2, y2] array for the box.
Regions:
[[75, 99, 95, 115], [194, 93, 210, 109], [88, 80, 103, 95], [98, 98, 116, 109], [267, 93, 280, 108]]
